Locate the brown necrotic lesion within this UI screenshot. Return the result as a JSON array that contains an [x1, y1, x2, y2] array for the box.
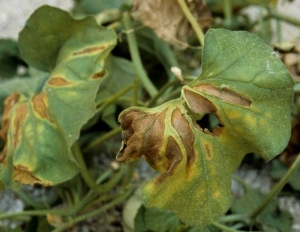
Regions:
[[171, 108, 196, 173], [47, 77, 72, 86], [193, 84, 251, 107], [117, 104, 200, 183], [117, 108, 168, 173]]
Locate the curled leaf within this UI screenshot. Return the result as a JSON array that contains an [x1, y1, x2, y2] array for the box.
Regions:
[[131, 0, 212, 48], [0, 6, 117, 187], [117, 28, 294, 226]]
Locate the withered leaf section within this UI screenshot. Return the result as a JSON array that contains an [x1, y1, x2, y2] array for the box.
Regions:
[[116, 29, 294, 226]]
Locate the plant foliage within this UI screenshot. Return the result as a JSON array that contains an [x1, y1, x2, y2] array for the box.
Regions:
[[0, 1, 299, 231], [116, 28, 294, 226]]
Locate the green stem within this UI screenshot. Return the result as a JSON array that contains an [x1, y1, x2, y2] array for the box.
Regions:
[[0, 169, 121, 221], [122, 160, 138, 186], [223, 0, 232, 26], [212, 221, 244, 232], [161, 88, 182, 104], [118, 97, 146, 107], [177, 0, 204, 46], [52, 187, 134, 232], [147, 80, 180, 107], [184, 75, 197, 81], [232, 174, 250, 193], [276, 18, 282, 43], [15, 190, 49, 209], [269, 8, 300, 27], [250, 154, 300, 220], [123, 12, 158, 97], [83, 127, 122, 153], [82, 194, 113, 212], [72, 142, 101, 193], [231, 222, 246, 230], [132, 79, 139, 106], [218, 214, 248, 223], [96, 84, 134, 114]]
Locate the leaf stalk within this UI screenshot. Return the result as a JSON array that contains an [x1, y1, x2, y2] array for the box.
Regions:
[[177, 0, 205, 46], [122, 12, 158, 97], [249, 154, 300, 220]]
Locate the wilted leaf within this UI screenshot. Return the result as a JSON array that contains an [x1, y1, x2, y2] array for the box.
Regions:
[[131, 0, 212, 48], [116, 28, 294, 226], [0, 6, 117, 187]]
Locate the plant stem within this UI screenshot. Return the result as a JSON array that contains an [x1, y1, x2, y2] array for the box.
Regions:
[[83, 127, 122, 153], [15, 190, 49, 209], [218, 214, 248, 223], [249, 154, 300, 220], [72, 142, 102, 193], [132, 79, 139, 106], [276, 17, 282, 43], [118, 97, 146, 107], [123, 12, 158, 97], [147, 80, 180, 107], [96, 84, 134, 114], [0, 169, 121, 221], [223, 0, 232, 26], [232, 174, 250, 193], [269, 8, 300, 27], [177, 0, 204, 46], [212, 221, 244, 232], [121, 160, 138, 187], [52, 187, 134, 232], [161, 88, 182, 104]]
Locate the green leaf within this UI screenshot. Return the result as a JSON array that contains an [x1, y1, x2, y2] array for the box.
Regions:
[[0, 6, 117, 187], [83, 55, 138, 129], [73, 0, 130, 15], [134, 205, 181, 232], [271, 159, 300, 191], [189, 226, 220, 232], [135, 27, 177, 76], [0, 72, 49, 116], [0, 226, 24, 232], [116, 28, 294, 226], [206, 0, 277, 13], [0, 39, 24, 78], [18, 5, 115, 72], [231, 188, 292, 231]]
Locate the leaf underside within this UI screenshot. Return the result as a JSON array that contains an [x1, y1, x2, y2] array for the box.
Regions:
[[116, 28, 294, 226]]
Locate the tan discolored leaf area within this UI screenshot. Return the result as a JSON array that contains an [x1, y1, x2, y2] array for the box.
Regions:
[[0, 92, 20, 163], [131, 0, 212, 48], [117, 29, 294, 226]]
